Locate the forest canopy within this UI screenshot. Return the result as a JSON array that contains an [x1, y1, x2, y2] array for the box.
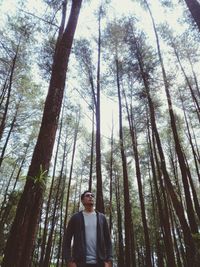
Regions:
[[0, 0, 200, 266]]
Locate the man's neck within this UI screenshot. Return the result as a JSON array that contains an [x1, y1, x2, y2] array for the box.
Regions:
[[84, 206, 94, 213]]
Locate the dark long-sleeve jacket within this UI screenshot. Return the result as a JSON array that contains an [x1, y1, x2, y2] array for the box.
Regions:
[[62, 211, 112, 265]]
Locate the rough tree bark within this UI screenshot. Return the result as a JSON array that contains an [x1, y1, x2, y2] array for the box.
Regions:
[[2, 1, 82, 266]]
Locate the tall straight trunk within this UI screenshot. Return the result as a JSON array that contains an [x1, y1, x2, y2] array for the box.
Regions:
[[148, 163, 165, 267], [168, 201, 183, 267], [109, 120, 114, 233], [184, 156, 200, 220], [172, 45, 200, 121], [95, 6, 104, 213], [0, 162, 17, 220], [154, 143, 178, 266], [131, 27, 176, 264], [63, 115, 79, 231], [89, 108, 95, 191], [168, 147, 183, 204], [190, 122, 200, 162], [12, 142, 30, 191], [2, 1, 82, 266], [0, 43, 20, 141], [72, 182, 79, 214], [0, 163, 18, 245], [135, 36, 196, 262], [39, 105, 65, 267], [124, 95, 152, 267], [171, 207, 187, 266], [0, 102, 20, 168], [42, 160, 66, 267], [116, 59, 136, 267], [149, 94, 196, 265], [56, 139, 70, 267], [188, 55, 200, 98], [184, 0, 200, 31], [179, 91, 200, 183], [114, 173, 125, 267], [149, 85, 196, 264], [147, 122, 176, 267], [0, 74, 9, 109], [56, 181, 65, 267], [146, 0, 198, 234], [43, 194, 60, 267]]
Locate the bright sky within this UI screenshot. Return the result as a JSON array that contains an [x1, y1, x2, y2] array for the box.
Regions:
[[0, 0, 186, 140]]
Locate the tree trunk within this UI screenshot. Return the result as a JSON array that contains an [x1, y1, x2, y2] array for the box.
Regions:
[[125, 94, 152, 267], [114, 172, 125, 267], [39, 105, 64, 267], [179, 90, 200, 183], [2, 1, 82, 266], [168, 200, 184, 267], [89, 108, 95, 191], [12, 142, 30, 191], [0, 44, 19, 141], [173, 45, 200, 121], [146, 0, 198, 234], [116, 58, 136, 267], [0, 102, 20, 168], [63, 114, 79, 231], [42, 168, 64, 267], [147, 122, 176, 267], [109, 121, 114, 233], [184, 0, 200, 31], [95, 6, 104, 213], [0, 75, 9, 108], [135, 25, 196, 261]]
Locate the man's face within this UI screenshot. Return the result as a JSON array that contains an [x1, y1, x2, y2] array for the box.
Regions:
[[82, 192, 95, 206]]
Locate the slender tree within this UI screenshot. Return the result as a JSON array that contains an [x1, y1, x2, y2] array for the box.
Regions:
[[145, 0, 199, 234], [124, 91, 152, 267], [116, 58, 136, 267]]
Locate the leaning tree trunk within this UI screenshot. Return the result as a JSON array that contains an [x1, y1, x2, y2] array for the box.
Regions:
[[2, 1, 82, 266], [146, 0, 198, 234], [187, 55, 200, 98], [184, 0, 200, 31], [63, 115, 79, 231], [0, 43, 19, 141], [0, 75, 9, 108], [135, 33, 196, 262], [172, 44, 200, 121], [179, 90, 200, 183], [147, 123, 176, 267], [0, 101, 20, 168]]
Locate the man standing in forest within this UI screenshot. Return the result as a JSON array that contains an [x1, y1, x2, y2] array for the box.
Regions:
[[62, 190, 112, 267]]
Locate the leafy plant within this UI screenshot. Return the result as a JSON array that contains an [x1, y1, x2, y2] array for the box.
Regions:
[[28, 165, 47, 189]]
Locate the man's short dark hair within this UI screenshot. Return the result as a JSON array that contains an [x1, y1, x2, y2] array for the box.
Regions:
[[81, 190, 92, 200]]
